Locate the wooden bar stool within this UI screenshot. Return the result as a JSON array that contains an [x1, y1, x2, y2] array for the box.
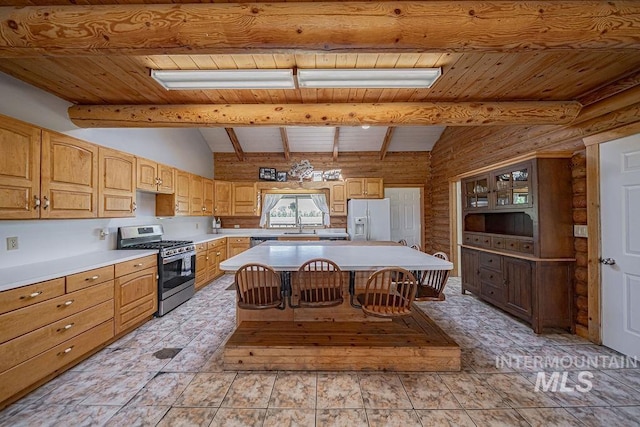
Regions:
[[235, 263, 285, 310], [353, 267, 417, 318], [290, 258, 343, 308]]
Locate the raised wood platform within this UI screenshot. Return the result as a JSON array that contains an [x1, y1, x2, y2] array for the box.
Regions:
[[224, 307, 460, 371]]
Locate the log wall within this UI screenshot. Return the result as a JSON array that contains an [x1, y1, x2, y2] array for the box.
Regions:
[[572, 151, 589, 332]]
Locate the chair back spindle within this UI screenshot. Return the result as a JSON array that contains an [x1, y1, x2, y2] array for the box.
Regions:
[[235, 263, 284, 310]]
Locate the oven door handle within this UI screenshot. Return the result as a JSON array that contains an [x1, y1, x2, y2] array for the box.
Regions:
[[162, 252, 195, 264]]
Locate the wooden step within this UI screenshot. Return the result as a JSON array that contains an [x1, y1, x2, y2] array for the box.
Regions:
[[224, 307, 460, 372]]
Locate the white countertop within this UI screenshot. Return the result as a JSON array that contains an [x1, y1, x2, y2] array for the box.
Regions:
[[180, 230, 349, 244], [220, 241, 453, 272], [0, 250, 157, 292]]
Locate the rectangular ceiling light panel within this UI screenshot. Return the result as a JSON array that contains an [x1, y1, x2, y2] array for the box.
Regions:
[[151, 69, 296, 90], [297, 68, 442, 88]]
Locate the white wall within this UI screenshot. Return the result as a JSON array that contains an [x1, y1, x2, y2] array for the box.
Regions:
[[0, 72, 215, 268]]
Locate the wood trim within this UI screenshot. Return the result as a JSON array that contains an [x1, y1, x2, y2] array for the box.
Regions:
[[586, 143, 602, 344], [379, 127, 395, 161], [67, 102, 582, 128], [225, 128, 244, 161], [332, 127, 340, 161], [452, 151, 574, 180], [583, 121, 640, 146], [459, 245, 576, 263], [279, 128, 290, 160], [449, 180, 459, 277], [2, 2, 639, 57]]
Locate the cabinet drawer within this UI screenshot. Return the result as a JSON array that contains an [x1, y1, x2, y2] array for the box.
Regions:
[[115, 255, 157, 277], [120, 294, 156, 332], [481, 282, 504, 304], [504, 238, 519, 252], [0, 281, 113, 344], [207, 239, 226, 250], [0, 320, 114, 404], [0, 278, 65, 315], [479, 252, 502, 270], [0, 300, 113, 373], [228, 237, 250, 244], [519, 240, 535, 254], [478, 235, 492, 248], [195, 242, 207, 252], [491, 237, 505, 250], [66, 265, 114, 292], [479, 267, 503, 286]]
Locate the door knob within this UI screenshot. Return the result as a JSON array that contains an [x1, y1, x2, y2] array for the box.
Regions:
[[599, 257, 616, 265]]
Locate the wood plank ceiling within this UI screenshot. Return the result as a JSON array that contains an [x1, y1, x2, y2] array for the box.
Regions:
[[0, 1, 639, 159]]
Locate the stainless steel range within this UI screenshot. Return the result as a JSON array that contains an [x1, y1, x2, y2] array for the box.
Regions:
[[117, 225, 196, 316]]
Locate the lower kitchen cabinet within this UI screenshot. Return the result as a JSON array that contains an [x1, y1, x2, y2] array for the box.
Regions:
[[207, 238, 227, 283], [195, 242, 208, 290], [114, 255, 158, 334], [227, 237, 250, 258], [461, 246, 573, 333]]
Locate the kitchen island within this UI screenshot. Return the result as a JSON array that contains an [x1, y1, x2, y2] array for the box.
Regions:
[[220, 241, 459, 372]]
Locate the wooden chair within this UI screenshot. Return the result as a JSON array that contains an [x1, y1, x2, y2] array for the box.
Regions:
[[290, 258, 343, 308], [410, 243, 421, 251], [398, 239, 408, 246], [414, 252, 450, 301], [354, 267, 417, 318], [235, 263, 285, 310]]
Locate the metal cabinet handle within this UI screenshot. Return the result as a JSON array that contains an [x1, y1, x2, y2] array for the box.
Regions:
[[134, 263, 143, 267], [131, 202, 137, 212], [21, 291, 43, 299], [57, 300, 74, 308], [33, 195, 41, 210], [43, 196, 50, 209], [58, 346, 74, 356], [85, 275, 99, 281], [600, 257, 616, 265], [57, 323, 74, 332]]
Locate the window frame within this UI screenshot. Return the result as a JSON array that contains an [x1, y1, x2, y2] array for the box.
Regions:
[[263, 190, 328, 229]]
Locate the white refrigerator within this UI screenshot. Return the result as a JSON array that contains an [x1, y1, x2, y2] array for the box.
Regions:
[[347, 198, 391, 241]]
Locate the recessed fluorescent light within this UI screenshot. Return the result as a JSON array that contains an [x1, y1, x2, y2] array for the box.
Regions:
[[151, 69, 296, 90], [297, 68, 441, 89]]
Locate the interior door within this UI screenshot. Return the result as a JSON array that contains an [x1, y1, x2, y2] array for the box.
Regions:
[[385, 188, 421, 247], [601, 133, 640, 357]]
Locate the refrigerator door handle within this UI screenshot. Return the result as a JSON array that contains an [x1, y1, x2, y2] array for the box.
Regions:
[[366, 209, 371, 241]]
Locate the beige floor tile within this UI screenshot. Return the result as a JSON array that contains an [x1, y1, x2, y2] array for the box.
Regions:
[[209, 408, 267, 427], [482, 373, 561, 408], [466, 408, 530, 426], [316, 409, 368, 427], [128, 372, 196, 406], [268, 372, 317, 409], [571, 406, 640, 427], [263, 408, 315, 426], [439, 373, 510, 409], [156, 407, 218, 427], [220, 372, 276, 408], [316, 372, 364, 409], [365, 409, 422, 427], [359, 374, 412, 409], [415, 409, 475, 427], [173, 372, 237, 407], [516, 407, 582, 427], [104, 405, 170, 427], [399, 373, 462, 410]]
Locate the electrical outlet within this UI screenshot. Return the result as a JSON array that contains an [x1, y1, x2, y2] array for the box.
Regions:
[[234, 224, 240, 229], [6, 236, 19, 251], [574, 225, 588, 238]]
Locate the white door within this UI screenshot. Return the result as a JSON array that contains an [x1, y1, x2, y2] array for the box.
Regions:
[[385, 188, 421, 247], [601, 133, 640, 357]]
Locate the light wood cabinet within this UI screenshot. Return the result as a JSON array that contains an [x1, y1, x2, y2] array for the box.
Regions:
[[136, 157, 175, 194], [190, 174, 204, 215], [330, 182, 347, 215], [195, 242, 209, 290], [345, 177, 384, 199], [114, 256, 157, 334], [155, 169, 190, 216], [232, 182, 259, 216], [214, 180, 232, 216], [203, 178, 214, 216], [98, 147, 136, 218], [227, 237, 250, 258], [207, 238, 227, 281], [0, 116, 41, 219]]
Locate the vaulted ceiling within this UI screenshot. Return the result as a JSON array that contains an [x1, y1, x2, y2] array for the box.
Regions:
[[1, 1, 639, 159]]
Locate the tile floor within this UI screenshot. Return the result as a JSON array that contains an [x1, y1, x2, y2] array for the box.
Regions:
[[1, 276, 639, 426]]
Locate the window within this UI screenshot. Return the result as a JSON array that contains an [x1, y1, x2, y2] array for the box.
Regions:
[[268, 195, 324, 228]]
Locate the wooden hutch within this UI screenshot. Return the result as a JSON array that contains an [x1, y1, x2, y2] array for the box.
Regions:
[[460, 154, 575, 333]]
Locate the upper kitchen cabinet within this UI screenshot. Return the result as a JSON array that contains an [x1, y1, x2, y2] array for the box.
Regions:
[[345, 178, 384, 199], [189, 174, 204, 216], [214, 180, 232, 216], [330, 182, 347, 216], [98, 147, 136, 218], [155, 169, 190, 216], [203, 178, 214, 216], [462, 174, 490, 210], [0, 116, 41, 219], [232, 182, 259, 216], [492, 162, 532, 209], [41, 131, 98, 219], [136, 157, 175, 194]]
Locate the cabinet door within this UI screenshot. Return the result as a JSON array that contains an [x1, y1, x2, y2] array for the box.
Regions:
[[232, 182, 257, 216], [157, 164, 175, 194], [190, 174, 204, 215], [227, 237, 250, 258], [175, 170, 191, 215], [0, 117, 41, 219], [136, 157, 158, 192], [41, 131, 98, 218], [492, 161, 532, 209], [215, 245, 228, 278], [330, 182, 346, 215], [98, 147, 136, 218], [504, 257, 533, 319], [206, 247, 217, 281], [460, 248, 480, 295], [195, 248, 208, 290], [462, 175, 490, 210], [203, 178, 214, 216], [114, 266, 157, 334], [364, 178, 383, 198], [345, 178, 364, 199], [214, 180, 232, 216]]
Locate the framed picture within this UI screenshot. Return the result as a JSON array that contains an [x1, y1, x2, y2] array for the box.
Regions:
[[312, 171, 323, 182], [276, 171, 288, 182], [259, 167, 276, 181]]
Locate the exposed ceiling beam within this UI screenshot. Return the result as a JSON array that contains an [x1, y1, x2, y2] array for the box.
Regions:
[[225, 128, 244, 161], [1, 2, 639, 57], [279, 128, 290, 160], [379, 127, 396, 160], [333, 127, 340, 161], [68, 101, 582, 128]]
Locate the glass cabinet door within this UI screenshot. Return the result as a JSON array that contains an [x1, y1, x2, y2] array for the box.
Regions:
[[492, 163, 531, 208], [464, 176, 489, 209]]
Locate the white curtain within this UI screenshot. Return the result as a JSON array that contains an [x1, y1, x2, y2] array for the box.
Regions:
[[259, 194, 284, 227], [310, 194, 330, 226]]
